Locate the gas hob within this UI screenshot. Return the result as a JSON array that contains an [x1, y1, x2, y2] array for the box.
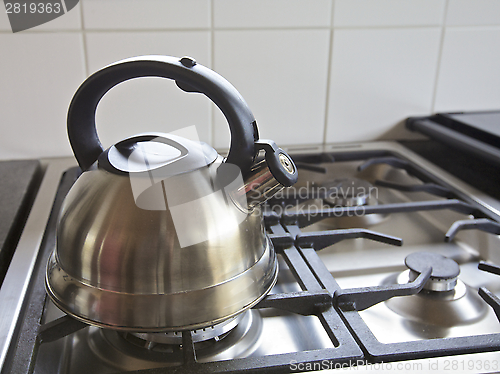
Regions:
[[2, 141, 500, 373]]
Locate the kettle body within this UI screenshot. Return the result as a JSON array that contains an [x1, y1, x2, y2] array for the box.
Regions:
[[45, 56, 297, 331]]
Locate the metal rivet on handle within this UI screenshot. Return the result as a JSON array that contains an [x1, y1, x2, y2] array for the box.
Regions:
[[279, 153, 295, 174], [180, 56, 197, 68]]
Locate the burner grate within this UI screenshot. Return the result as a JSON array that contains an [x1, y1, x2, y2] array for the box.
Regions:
[[5, 167, 365, 374], [265, 152, 500, 365], [6, 148, 500, 373]]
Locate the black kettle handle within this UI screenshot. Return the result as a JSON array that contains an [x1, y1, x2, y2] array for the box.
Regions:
[[67, 56, 258, 172]]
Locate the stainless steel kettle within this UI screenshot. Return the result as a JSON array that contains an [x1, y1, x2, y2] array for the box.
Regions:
[[45, 56, 298, 332]]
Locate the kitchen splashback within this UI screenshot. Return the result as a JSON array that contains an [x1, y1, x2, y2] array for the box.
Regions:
[[0, 0, 499, 160]]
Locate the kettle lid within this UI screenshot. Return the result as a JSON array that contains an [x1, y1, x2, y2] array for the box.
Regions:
[[97, 133, 218, 176]]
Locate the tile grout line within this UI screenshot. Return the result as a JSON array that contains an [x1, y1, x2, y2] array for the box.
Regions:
[[322, 0, 335, 145], [2, 24, 500, 35], [430, 0, 450, 114], [210, 0, 215, 148], [79, 3, 89, 77]]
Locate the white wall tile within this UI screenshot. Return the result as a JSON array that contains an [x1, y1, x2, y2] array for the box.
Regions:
[[334, 0, 445, 27], [434, 27, 500, 112], [0, 3, 13, 30], [0, 2, 81, 31], [3, 1, 500, 162], [82, 0, 210, 30], [326, 28, 441, 143], [213, 30, 330, 149], [85, 31, 212, 148], [213, 0, 332, 29], [447, 0, 500, 26], [0, 33, 85, 160], [85, 32, 211, 73], [31, 2, 82, 30]]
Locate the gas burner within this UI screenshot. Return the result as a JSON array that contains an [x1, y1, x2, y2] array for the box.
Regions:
[[322, 178, 376, 207], [406, 252, 460, 292], [382, 253, 487, 328], [302, 177, 386, 230], [130, 313, 244, 345], [85, 310, 262, 371]]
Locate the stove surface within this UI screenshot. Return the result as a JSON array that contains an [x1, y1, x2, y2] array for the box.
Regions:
[[2, 142, 500, 373]]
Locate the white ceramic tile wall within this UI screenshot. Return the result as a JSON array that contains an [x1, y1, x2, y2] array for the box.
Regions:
[[434, 27, 500, 112], [333, 0, 446, 27], [213, 29, 330, 148], [326, 28, 441, 143], [446, 0, 500, 26], [0, 33, 85, 160], [0, 3, 11, 30], [213, 0, 332, 29], [82, 0, 211, 30], [1, 0, 500, 160]]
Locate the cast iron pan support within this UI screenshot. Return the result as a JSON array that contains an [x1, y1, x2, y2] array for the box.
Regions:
[[335, 268, 432, 311], [479, 262, 500, 322]]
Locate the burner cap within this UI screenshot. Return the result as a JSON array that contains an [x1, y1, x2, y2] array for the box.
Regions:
[[405, 252, 460, 292]]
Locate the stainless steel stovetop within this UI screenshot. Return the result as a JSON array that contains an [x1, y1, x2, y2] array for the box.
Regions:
[[2, 141, 500, 373]]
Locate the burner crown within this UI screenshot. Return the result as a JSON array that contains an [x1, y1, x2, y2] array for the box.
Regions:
[[405, 252, 460, 292]]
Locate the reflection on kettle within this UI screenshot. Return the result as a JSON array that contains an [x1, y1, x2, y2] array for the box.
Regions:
[[45, 55, 298, 332], [126, 126, 249, 248]]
